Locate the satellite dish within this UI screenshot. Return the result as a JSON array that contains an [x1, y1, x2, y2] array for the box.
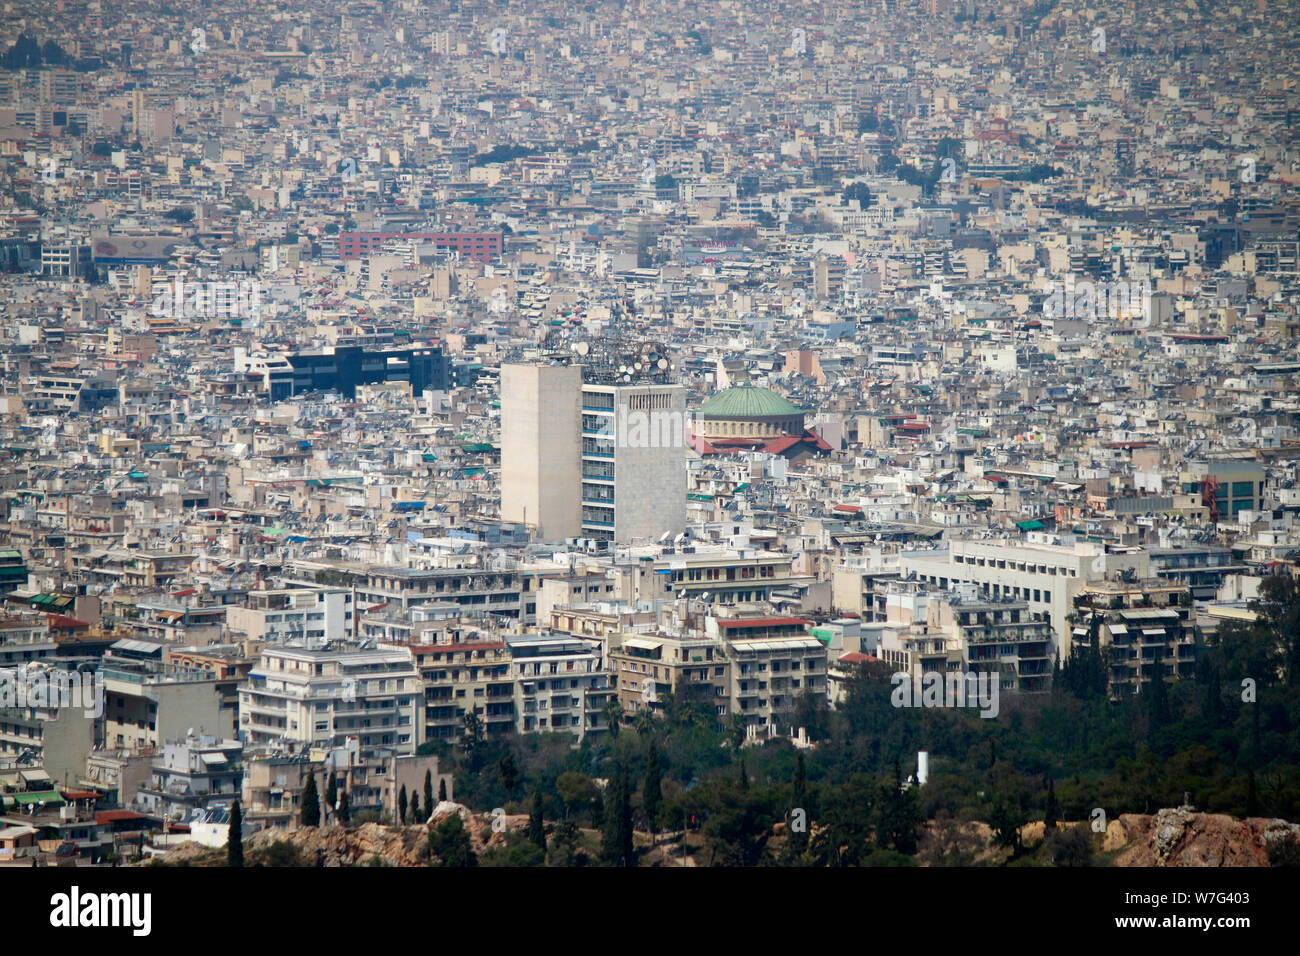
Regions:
[[657, 359, 668, 369], [573, 341, 590, 356]]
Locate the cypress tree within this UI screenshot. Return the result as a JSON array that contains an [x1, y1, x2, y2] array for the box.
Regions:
[[227, 800, 243, 867], [439, 778, 448, 802], [791, 751, 809, 853], [1147, 650, 1170, 733], [643, 743, 662, 837], [601, 777, 622, 866], [601, 774, 634, 867], [398, 785, 408, 825], [338, 790, 350, 824], [528, 789, 547, 852], [424, 770, 434, 815], [738, 757, 749, 791], [1044, 780, 1059, 831], [618, 775, 633, 866], [498, 752, 520, 797], [409, 792, 421, 824], [301, 773, 320, 827], [325, 771, 338, 821]]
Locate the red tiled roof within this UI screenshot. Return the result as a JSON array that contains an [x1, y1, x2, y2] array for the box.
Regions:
[[96, 810, 147, 823], [45, 614, 89, 629], [59, 789, 99, 801], [838, 652, 880, 664]]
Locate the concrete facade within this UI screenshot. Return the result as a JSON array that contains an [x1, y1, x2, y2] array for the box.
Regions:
[[501, 363, 582, 543]]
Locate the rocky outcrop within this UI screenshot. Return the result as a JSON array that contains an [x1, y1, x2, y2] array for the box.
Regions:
[[154, 802, 534, 867], [1110, 809, 1300, 867], [245, 821, 432, 867]]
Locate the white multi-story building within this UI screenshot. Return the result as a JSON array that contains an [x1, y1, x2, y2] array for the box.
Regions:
[[225, 588, 350, 644], [506, 635, 613, 739], [240, 644, 422, 758], [501, 363, 687, 545], [580, 380, 687, 544], [898, 536, 1149, 662]]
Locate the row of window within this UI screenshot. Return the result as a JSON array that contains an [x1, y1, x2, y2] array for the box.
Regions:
[[956, 554, 1077, 576]]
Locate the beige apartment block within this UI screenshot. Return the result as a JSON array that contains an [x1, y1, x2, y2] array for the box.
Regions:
[[501, 363, 582, 542]]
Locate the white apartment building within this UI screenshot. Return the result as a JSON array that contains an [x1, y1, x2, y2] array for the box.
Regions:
[[225, 587, 350, 643], [240, 644, 422, 758], [898, 535, 1149, 662], [505, 635, 612, 739]]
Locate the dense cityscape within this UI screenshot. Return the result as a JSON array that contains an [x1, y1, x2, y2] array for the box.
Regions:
[[0, 0, 1298, 902]]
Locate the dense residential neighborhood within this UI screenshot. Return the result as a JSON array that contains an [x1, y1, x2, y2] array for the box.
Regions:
[[0, 0, 1297, 897]]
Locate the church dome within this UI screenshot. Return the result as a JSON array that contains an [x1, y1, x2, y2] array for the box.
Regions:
[[695, 381, 804, 419]]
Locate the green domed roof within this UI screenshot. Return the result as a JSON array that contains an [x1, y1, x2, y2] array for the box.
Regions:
[[696, 381, 804, 419]]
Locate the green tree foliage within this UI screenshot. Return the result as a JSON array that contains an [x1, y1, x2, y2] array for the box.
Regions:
[[301, 774, 320, 827], [1046, 825, 1095, 866], [643, 743, 663, 835], [497, 752, 522, 796], [398, 785, 408, 824], [528, 790, 547, 852], [557, 772, 603, 824], [875, 762, 921, 855], [602, 698, 624, 738], [429, 813, 476, 867], [424, 770, 434, 814], [227, 800, 243, 868], [601, 775, 635, 867], [481, 831, 545, 866], [396, 580, 1300, 865], [325, 771, 338, 817]]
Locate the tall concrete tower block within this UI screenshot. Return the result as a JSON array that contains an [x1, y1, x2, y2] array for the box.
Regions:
[[501, 363, 583, 542]]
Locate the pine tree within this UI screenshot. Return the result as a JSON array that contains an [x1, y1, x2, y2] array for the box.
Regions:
[[424, 770, 434, 815], [227, 800, 243, 867], [429, 813, 476, 867], [398, 785, 408, 825], [528, 789, 547, 852], [301, 773, 320, 827], [438, 778, 448, 802], [409, 792, 421, 824], [643, 743, 662, 837]]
